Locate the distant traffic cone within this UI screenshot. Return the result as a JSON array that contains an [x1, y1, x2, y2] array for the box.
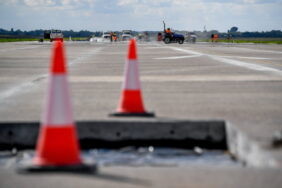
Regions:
[[110, 39, 154, 117], [18, 41, 95, 172]]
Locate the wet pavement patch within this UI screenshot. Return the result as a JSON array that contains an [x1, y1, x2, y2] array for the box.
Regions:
[[0, 147, 238, 169], [84, 147, 238, 167]]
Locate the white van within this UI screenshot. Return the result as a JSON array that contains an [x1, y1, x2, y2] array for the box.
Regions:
[[50, 30, 63, 42], [121, 30, 132, 41]]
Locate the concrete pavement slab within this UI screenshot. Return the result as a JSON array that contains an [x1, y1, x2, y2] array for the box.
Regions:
[[0, 41, 282, 187]]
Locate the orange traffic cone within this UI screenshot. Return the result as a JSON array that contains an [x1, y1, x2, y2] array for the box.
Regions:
[[34, 41, 80, 166], [18, 41, 95, 172], [110, 39, 154, 117]]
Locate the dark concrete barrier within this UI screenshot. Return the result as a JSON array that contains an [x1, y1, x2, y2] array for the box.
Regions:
[[0, 120, 226, 150]]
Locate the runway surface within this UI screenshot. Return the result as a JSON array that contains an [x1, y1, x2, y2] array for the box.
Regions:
[[0, 41, 282, 187], [0, 41, 281, 140]]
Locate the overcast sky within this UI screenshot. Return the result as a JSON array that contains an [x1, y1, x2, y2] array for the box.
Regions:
[[0, 0, 281, 32]]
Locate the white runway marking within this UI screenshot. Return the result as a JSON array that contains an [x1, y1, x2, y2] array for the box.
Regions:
[[153, 55, 278, 60], [218, 56, 274, 60], [210, 56, 282, 74], [169, 47, 203, 55], [154, 55, 202, 60], [0, 47, 104, 102], [0, 46, 41, 53], [69, 75, 282, 83], [145, 46, 167, 49], [236, 48, 282, 54], [168, 46, 282, 75], [0, 81, 40, 103]]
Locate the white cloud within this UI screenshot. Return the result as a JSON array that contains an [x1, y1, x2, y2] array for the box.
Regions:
[[118, 0, 139, 6], [0, 0, 281, 31], [23, 0, 56, 7], [0, 0, 95, 8]]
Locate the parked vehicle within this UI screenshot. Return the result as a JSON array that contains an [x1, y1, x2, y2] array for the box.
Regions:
[[102, 32, 112, 41], [50, 30, 63, 42], [43, 30, 63, 42], [89, 32, 112, 42], [121, 30, 133, 41], [185, 32, 197, 43]]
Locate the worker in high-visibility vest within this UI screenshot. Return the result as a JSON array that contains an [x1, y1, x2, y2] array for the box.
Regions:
[[214, 34, 218, 42], [165, 28, 173, 39], [166, 28, 172, 34], [113, 33, 117, 42]]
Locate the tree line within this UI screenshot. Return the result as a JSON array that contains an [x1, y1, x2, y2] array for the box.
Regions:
[[1, 28, 282, 38], [231, 30, 282, 38], [0, 28, 95, 38]]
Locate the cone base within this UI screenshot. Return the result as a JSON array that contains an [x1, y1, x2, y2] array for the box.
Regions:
[[34, 125, 81, 166], [17, 162, 97, 174], [109, 111, 155, 117], [117, 90, 146, 113]]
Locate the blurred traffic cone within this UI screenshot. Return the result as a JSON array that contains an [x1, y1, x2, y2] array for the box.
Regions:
[[110, 39, 154, 117], [18, 41, 95, 172], [34, 41, 81, 166]]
